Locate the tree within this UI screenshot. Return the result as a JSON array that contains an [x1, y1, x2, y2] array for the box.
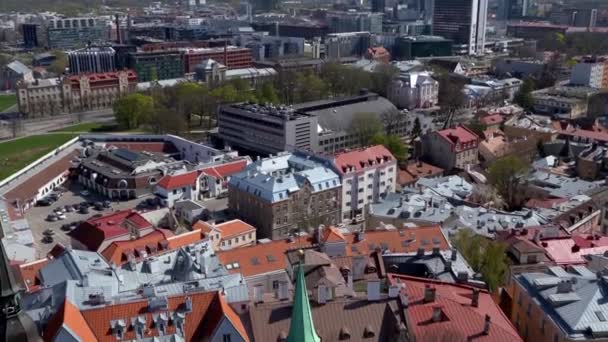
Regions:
[[146, 104, 186, 134], [370, 134, 408, 164], [370, 63, 399, 97], [380, 110, 404, 135], [48, 50, 68, 75], [468, 184, 506, 209], [294, 72, 328, 102], [113, 93, 154, 129], [436, 72, 465, 128], [255, 82, 280, 104], [175, 82, 203, 129], [513, 78, 535, 110], [349, 112, 384, 146], [487, 155, 530, 210], [466, 119, 487, 138], [451, 229, 508, 292]]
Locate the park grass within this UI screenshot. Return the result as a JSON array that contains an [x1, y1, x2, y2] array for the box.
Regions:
[[0, 94, 17, 112], [52, 122, 145, 133], [0, 133, 76, 181]]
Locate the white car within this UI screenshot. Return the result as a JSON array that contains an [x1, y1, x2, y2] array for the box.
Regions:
[[57, 214, 66, 220], [80, 190, 90, 197]]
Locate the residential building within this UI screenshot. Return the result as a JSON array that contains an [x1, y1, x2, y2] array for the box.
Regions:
[[67, 46, 116, 74], [198, 158, 249, 200], [324, 32, 372, 59], [194, 219, 256, 251], [127, 51, 184, 82], [388, 274, 523, 342], [155, 170, 199, 207], [45, 17, 109, 49], [422, 125, 480, 171], [394, 35, 453, 60], [228, 152, 341, 239], [1, 60, 33, 91], [570, 58, 608, 88], [397, 160, 444, 188], [531, 86, 599, 120], [17, 70, 137, 116], [388, 71, 438, 109], [433, 0, 488, 55], [173, 199, 206, 224], [330, 145, 397, 221], [510, 266, 608, 342]]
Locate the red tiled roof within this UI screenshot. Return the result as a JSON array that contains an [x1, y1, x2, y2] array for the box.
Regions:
[[194, 219, 256, 240], [398, 161, 444, 185], [44, 299, 96, 342], [480, 114, 504, 126], [157, 171, 198, 190], [69, 210, 152, 251], [79, 291, 233, 342], [67, 70, 137, 84], [543, 236, 608, 265], [204, 294, 250, 342], [334, 145, 395, 174], [388, 274, 522, 342], [437, 125, 479, 147], [166, 229, 205, 250], [200, 159, 248, 179], [17, 258, 49, 292], [100, 229, 174, 265], [4, 151, 79, 203], [558, 128, 608, 143], [322, 226, 346, 243]]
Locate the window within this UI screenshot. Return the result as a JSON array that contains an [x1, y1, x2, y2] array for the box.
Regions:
[[367, 184, 372, 189], [358, 188, 364, 193], [223, 334, 232, 342], [173, 189, 177, 195], [272, 280, 279, 289]]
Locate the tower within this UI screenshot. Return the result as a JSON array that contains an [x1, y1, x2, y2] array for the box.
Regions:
[[287, 250, 321, 342], [432, 0, 487, 55], [0, 239, 42, 342]]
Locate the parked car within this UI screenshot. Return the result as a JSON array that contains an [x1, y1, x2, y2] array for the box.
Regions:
[[65, 205, 75, 213], [79, 201, 90, 208], [80, 190, 90, 197], [94, 202, 104, 211], [53, 208, 64, 215], [46, 214, 58, 222], [36, 199, 51, 207], [60, 224, 72, 231], [103, 200, 111, 208], [43, 229, 55, 236], [42, 236, 54, 244], [79, 206, 90, 214], [57, 214, 66, 220]]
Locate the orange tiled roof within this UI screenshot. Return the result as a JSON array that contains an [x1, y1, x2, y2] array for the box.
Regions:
[[204, 294, 251, 342], [17, 258, 49, 292], [322, 226, 346, 242], [166, 229, 205, 249], [80, 291, 221, 342], [194, 219, 256, 239], [100, 229, 174, 265], [44, 299, 96, 342]]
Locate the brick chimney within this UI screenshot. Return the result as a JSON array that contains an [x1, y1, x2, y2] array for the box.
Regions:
[[472, 288, 479, 307], [423, 285, 436, 303]]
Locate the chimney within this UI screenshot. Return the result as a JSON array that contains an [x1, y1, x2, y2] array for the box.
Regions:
[[143, 284, 156, 298], [533, 230, 542, 245], [417, 247, 425, 256], [253, 284, 264, 303], [483, 314, 491, 335], [277, 281, 289, 300], [367, 280, 381, 301], [472, 288, 479, 307], [556, 280, 573, 293], [444, 259, 452, 272], [432, 305, 443, 322], [423, 285, 436, 303], [356, 230, 365, 242], [388, 284, 401, 298], [317, 284, 327, 304], [451, 248, 458, 261], [432, 247, 440, 255]]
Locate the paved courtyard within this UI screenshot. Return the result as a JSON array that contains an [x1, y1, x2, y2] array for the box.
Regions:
[[26, 181, 151, 257]]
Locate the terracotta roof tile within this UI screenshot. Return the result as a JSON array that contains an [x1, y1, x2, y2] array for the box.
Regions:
[[322, 226, 346, 242], [200, 159, 248, 179], [388, 274, 522, 342], [437, 125, 479, 147], [334, 145, 395, 174], [69, 210, 152, 251], [194, 219, 256, 240], [44, 299, 96, 342], [480, 114, 504, 126], [166, 229, 205, 250], [16, 258, 49, 292], [157, 171, 198, 190], [100, 229, 174, 265]]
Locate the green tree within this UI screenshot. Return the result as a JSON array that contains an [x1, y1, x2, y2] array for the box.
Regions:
[[487, 155, 530, 209], [349, 112, 384, 146], [466, 119, 487, 138], [371, 134, 408, 164], [146, 104, 186, 134], [370, 63, 399, 97], [451, 229, 508, 292], [294, 72, 328, 102], [113, 93, 154, 129], [255, 82, 280, 104], [48, 50, 68, 75], [176, 82, 203, 128], [514, 78, 535, 110]]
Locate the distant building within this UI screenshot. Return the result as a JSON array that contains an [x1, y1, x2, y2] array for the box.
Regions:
[[1, 61, 33, 91], [570, 58, 608, 88], [325, 32, 372, 59], [236, 33, 305, 61], [371, 0, 386, 13], [182, 46, 253, 73], [22, 23, 42, 48], [422, 125, 480, 170], [531, 86, 599, 120], [330, 145, 397, 221], [228, 152, 342, 239], [506, 22, 568, 41], [194, 219, 256, 251], [17, 70, 137, 116], [394, 35, 453, 60], [365, 46, 391, 63], [68, 46, 116, 74], [494, 58, 547, 78], [433, 0, 488, 55], [128, 51, 184, 82], [388, 71, 438, 109], [45, 17, 109, 49], [327, 11, 383, 34]]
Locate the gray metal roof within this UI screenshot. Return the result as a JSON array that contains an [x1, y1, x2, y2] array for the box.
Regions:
[[6, 61, 32, 75], [528, 171, 603, 198]]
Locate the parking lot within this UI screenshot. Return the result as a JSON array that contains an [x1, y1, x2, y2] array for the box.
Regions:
[[26, 182, 151, 257]]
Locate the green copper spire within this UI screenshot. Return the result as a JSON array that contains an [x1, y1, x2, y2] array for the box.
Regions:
[[287, 256, 321, 342]]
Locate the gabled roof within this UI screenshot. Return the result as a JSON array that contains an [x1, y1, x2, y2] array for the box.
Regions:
[[157, 171, 198, 190], [437, 125, 479, 147], [16, 258, 49, 292], [194, 219, 256, 240], [204, 294, 250, 342], [44, 299, 96, 342], [200, 159, 248, 179], [322, 226, 346, 243], [100, 229, 174, 265], [334, 145, 395, 174], [389, 274, 522, 342]]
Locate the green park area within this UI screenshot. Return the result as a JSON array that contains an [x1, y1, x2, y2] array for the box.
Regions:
[[0, 95, 16, 112], [0, 134, 76, 181]]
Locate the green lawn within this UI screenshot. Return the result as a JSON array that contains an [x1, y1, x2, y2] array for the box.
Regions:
[[52, 122, 144, 133], [0, 134, 76, 181], [0, 95, 16, 112]]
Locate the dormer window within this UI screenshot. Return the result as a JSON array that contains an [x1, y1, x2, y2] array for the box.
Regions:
[[131, 316, 147, 340], [110, 319, 126, 340]]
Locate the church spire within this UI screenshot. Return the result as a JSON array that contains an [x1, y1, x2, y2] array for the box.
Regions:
[[287, 250, 321, 342], [0, 239, 42, 342]]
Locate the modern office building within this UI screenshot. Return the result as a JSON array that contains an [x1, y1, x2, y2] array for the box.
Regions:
[[22, 23, 41, 48], [236, 34, 304, 61], [182, 46, 253, 72], [68, 47, 116, 74], [433, 0, 488, 55], [46, 17, 109, 49], [128, 51, 184, 82], [394, 35, 453, 59], [327, 11, 383, 34], [371, 0, 386, 13], [324, 32, 372, 59], [570, 58, 608, 89]]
